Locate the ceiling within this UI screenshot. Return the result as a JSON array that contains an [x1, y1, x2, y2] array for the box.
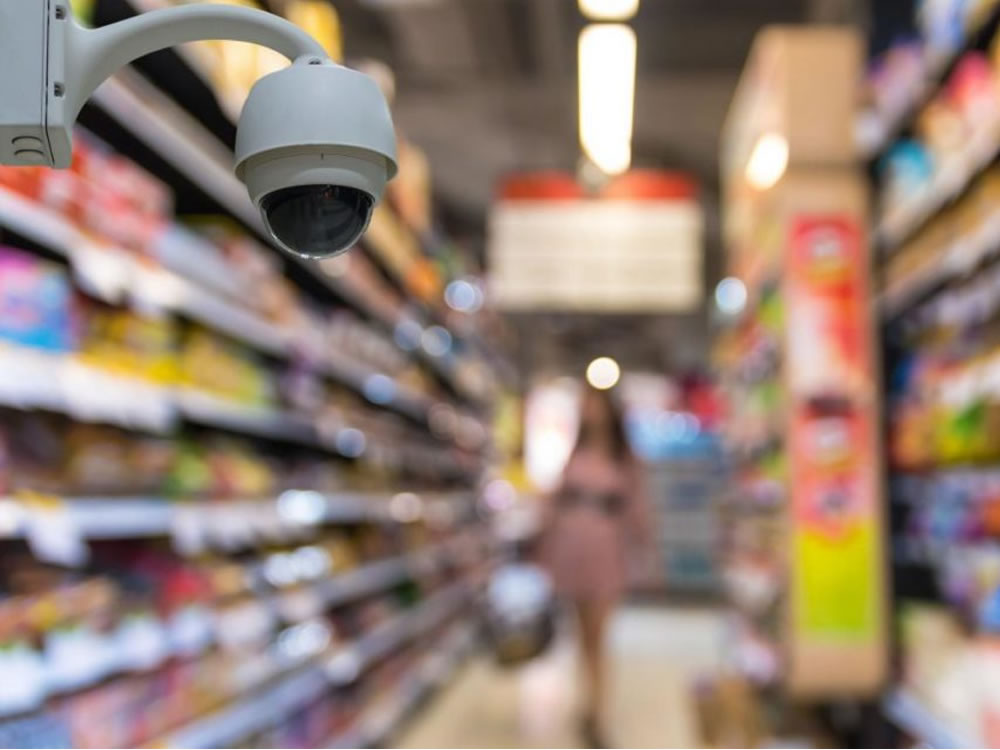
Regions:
[[334, 0, 868, 375]]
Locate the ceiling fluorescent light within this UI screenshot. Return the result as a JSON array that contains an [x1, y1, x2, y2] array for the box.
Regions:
[[579, 24, 636, 175], [579, 0, 639, 20]]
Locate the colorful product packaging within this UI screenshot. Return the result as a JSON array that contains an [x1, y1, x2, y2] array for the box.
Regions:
[[0, 246, 76, 351]]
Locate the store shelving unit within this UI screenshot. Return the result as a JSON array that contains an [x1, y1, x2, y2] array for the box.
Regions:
[[0, 183, 458, 433], [0, 2, 497, 747], [161, 579, 477, 749], [865, 5, 1000, 746], [0, 504, 490, 746], [718, 26, 886, 705], [863, 5, 1000, 161], [0, 491, 471, 539], [326, 622, 478, 748]]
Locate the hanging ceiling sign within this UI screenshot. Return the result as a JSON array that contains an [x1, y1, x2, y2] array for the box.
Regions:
[[487, 171, 703, 313]]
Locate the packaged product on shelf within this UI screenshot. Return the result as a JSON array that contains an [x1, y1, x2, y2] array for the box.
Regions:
[[162, 437, 279, 499], [63, 424, 175, 495], [0, 247, 76, 353], [317, 250, 406, 325], [879, 140, 935, 221], [42, 133, 172, 257], [202, 438, 279, 498], [388, 139, 433, 237], [326, 311, 407, 377], [0, 413, 70, 495], [179, 327, 277, 406], [919, 0, 970, 65], [866, 39, 926, 126], [77, 303, 178, 384], [189, 218, 305, 326], [71, 133, 173, 222], [0, 602, 48, 719], [151, 225, 247, 302], [280, 457, 344, 496], [949, 53, 1000, 136]]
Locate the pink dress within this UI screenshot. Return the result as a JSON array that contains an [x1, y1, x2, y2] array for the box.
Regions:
[[541, 449, 650, 604]]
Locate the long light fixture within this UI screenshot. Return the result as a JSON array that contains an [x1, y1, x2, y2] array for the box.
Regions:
[[578, 23, 637, 175], [578, 0, 639, 20]]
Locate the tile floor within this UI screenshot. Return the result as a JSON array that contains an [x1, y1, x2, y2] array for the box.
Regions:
[[397, 605, 726, 749]]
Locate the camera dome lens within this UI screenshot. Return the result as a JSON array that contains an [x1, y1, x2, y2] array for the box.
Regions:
[[260, 185, 374, 259]]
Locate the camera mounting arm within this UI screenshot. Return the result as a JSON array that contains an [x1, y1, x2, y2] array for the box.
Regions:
[[65, 3, 327, 120], [0, 0, 329, 168]]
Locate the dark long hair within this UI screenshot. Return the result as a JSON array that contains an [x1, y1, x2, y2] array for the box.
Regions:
[[570, 386, 633, 464]]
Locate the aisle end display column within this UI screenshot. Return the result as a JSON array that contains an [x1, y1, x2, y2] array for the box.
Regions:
[[719, 26, 888, 697]]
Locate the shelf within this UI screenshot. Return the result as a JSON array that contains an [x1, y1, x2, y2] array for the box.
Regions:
[[875, 124, 1000, 255], [177, 389, 319, 444], [0, 534, 479, 727], [81, 70, 481, 407], [880, 206, 1000, 319], [0, 341, 479, 470], [882, 688, 978, 748], [0, 187, 443, 430], [0, 491, 474, 542], [160, 581, 475, 749], [864, 5, 1000, 161], [162, 661, 330, 749], [325, 582, 469, 686], [327, 623, 477, 748]]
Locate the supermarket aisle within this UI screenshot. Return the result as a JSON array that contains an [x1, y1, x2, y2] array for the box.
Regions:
[[398, 606, 725, 749]]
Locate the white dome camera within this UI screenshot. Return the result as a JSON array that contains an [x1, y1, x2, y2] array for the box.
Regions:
[[235, 61, 397, 259], [0, 0, 397, 259]]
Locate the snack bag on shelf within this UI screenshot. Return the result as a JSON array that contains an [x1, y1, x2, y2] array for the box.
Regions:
[[203, 438, 277, 498], [0, 164, 43, 200], [64, 424, 141, 495], [179, 327, 276, 406], [190, 219, 303, 325], [0, 247, 77, 352], [947, 54, 1000, 146], [77, 304, 178, 384], [919, 0, 968, 66], [879, 140, 935, 218], [163, 440, 214, 498], [151, 225, 245, 302], [867, 40, 926, 124], [317, 251, 405, 323]]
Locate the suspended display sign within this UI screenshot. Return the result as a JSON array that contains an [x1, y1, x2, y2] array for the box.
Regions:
[[488, 171, 702, 313]]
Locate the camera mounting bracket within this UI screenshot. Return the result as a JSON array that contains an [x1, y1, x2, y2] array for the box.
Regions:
[[0, 0, 326, 168]]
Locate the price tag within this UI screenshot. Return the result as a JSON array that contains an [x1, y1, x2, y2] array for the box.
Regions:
[[251, 502, 287, 544], [276, 587, 324, 623], [215, 600, 275, 651], [202, 505, 250, 552], [114, 613, 170, 672], [0, 346, 62, 410], [171, 504, 207, 557], [168, 605, 215, 657], [17, 492, 88, 568]]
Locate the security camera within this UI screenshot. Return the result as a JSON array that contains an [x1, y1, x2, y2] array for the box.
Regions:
[[235, 61, 396, 259], [0, 0, 397, 259]]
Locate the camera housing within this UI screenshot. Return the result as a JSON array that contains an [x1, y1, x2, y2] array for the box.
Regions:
[[235, 61, 397, 259]]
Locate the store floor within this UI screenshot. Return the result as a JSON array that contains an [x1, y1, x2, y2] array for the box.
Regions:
[[398, 605, 726, 749]]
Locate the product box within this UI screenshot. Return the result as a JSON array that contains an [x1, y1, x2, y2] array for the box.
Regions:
[[0, 246, 76, 351]]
